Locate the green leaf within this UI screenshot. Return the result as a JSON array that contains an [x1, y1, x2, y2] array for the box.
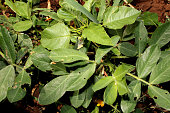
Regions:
[[116, 78, 128, 95], [16, 48, 28, 64], [92, 76, 114, 92], [50, 48, 89, 63], [0, 25, 16, 64], [149, 57, 170, 84], [17, 33, 33, 51], [31, 46, 52, 72], [61, 105, 77, 113], [64, 0, 98, 23], [136, 45, 161, 78], [121, 99, 136, 113], [14, 70, 31, 86], [13, 20, 33, 32], [51, 62, 68, 75], [113, 0, 121, 6], [38, 75, 68, 105], [0, 61, 6, 70], [91, 106, 99, 113], [111, 35, 120, 47], [137, 12, 158, 25], [38, 63, 95, 105], [7, 69, 31, 103], [113, 63, 134, 81], [57, 8, 79, 21], [134, 21, 148, 56], [5, 0, 31, 19], [0, 65, 15, 102], [83, 0, 94, 12], [41, 23, 70, 50], [149, 21, 170, 48], [24, 56, 33, 69], [148, 86, 170, 110], [82, 85, 94, 108], [82, 22, 113, 46], [119, 42, 137, 57], [70, 90, 86, 108], [66, 63, 96, 91], [97, 0, 106, 23], [103, 6, 141, 29], [104, 82, 117, 105], [7, 87, 26, 103], [95, 46, 113, 64], [128, 80, 141, 100]]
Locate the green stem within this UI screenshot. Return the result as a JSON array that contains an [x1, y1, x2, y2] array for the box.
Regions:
[[127, 73, 152, 86], [12, 64, 24, 70], [112, 56, 129, 59]]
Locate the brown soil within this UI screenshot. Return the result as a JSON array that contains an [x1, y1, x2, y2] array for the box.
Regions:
[[132, 0, 170, 23]]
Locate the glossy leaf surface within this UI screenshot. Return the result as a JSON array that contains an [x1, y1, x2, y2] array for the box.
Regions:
[[113, 63, 134, 81], [149, 57, 170, 84], [41, 23, 70, 50], [13, 20, 33, 32], [64, 0, 98, 23], [82, 22, 113, 46], [92, 76, 114, 92], [38, 63, 95, 105], [50, 48, 89, 63], [103, 6, 141, 29], [104, 82, 117, 105], [149, 21, 170, 48], [136, 45, 161, 78]]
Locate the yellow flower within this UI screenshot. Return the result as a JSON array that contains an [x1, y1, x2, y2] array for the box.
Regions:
[[96, 99, 104, 107]]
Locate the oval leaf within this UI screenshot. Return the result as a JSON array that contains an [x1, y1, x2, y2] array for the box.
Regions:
[[119, 42, 137, 57], [113, 63, 134, 81], [50, 48, 89, 63], [61, 105, 77, 113], [38, 75, 68, 105], [70, 90, 86, 108], [66, 63, 96, 91], [0, 25, 16, 63], [92, 76, 114, 92], [31, 46, 52, 72], [149, 57, 170, 84], [134, 21, 148, 56], [82, 22, 113, 46], [0, 65, 15, 102], [136, 45, 161, 78], [149, 21, 170, 47], [148, 86, 170, 110], [13, 20, 33, 32], [41, 23, 70, 50], [104, 82, 117, 105], [103, 6, 141, 29]]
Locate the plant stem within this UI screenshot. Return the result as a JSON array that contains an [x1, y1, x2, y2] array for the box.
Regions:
[[123, 0, 135, 8], [12, 64, 24, 70], [112, 56, 129, 59], [127, 73, 152, 86]]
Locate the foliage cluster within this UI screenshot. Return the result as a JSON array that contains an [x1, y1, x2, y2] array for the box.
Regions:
[[0, 0, 170, 112]]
